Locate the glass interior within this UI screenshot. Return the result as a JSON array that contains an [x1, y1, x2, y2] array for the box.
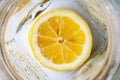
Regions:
[[0, 0, 120, 80]]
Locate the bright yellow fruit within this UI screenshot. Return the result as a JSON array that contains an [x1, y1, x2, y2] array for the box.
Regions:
[[28, 9, 92, 71]]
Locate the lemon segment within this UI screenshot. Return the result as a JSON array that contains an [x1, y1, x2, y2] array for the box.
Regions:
[[67, 30, 86, 44], [38, 21, 58, 38], [65, 41, 83, 56]]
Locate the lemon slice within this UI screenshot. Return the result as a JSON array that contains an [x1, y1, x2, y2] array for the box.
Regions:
[[28, 9, 92, 71]]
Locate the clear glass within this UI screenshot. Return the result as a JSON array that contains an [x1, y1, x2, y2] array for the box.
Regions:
[[0, 0, 120, 80]]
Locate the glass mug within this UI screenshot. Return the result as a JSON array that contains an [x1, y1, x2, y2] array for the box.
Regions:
[[0, 0, 120, 80]]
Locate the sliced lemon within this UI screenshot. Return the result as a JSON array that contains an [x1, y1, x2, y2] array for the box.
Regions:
[[28, 9, 92, 71]]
